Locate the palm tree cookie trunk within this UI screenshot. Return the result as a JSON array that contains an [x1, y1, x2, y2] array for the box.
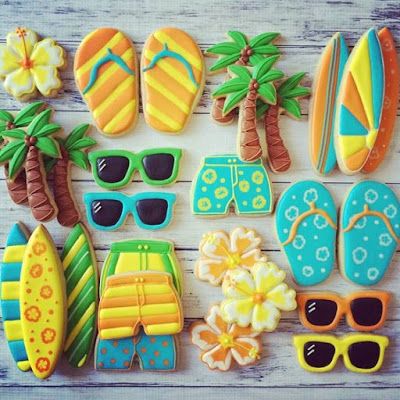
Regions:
[[26, 146, 58, 222], [4, 165, 28, 204], [264, 104, 291, 172], [53, 148, 80, 227], [239, 83, 262, 162]]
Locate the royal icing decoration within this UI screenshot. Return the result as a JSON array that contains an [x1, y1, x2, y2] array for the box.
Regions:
[[20, 225, 66, 379], [0, 223, 30, 371], [335, 28, 385, 174], [84, 191, 177, 231], [339, 180, 400, 286], [220, 261, 296, 332], [191, 155, 273, 217], [190, 305, 261, 371], [141, 27, 205, 134], [275, 180, 337, 286], [362, 28, 399, 173], [61, 223, 98, 368], [89, 148, 182, 190], [0, 27, 65, 100], [293, 333, 389, 373], [195, 227, 266, 286], [74, 28, 138, 136], [309, 32, 348, 175]]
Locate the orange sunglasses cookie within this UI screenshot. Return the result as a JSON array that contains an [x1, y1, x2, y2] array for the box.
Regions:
[[74, 28, 138, 136], [141, 27, 205, 134]]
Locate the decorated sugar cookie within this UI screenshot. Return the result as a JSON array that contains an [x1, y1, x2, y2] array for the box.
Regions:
[[191, 154, 273, 216], [141, 27, 205, 134], [0, 223, 30, 371], [362, 28, 399, 173], [20, 225, 66, 379], [74, 28, 138, 136], [190, 305, 261, 371], [61, 223, 97, 368], [339, 180, 400, 286], [0, 27, 66, 101], [220, 261, 296, 332], [309, 33, 348, 175], [195, 227, 266, 286], [335, 29, 385, 174]]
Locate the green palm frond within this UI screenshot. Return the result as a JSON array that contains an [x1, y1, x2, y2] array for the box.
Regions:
[[209, 53, 241, 72], [252, 55, 280, 81], [249, 32, 280, 48], [227, 31, 248, 47], [223, 88, 248, 115], [212, 77, 249, 98]]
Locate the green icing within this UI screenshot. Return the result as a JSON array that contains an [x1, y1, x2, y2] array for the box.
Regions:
[[227, 31, 248, 47], [249, 32, 280, 48], [65, 243, 92, 292], [28, 109, 51, 136], [13, 101, 44, 127], [67, 316, 96, 366], [61, 224, 84, 259]]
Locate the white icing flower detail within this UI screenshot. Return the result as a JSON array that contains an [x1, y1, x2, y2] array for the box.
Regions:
[[354, 217, 367, 229], [302, 266, 314, 277], [379, 233, 393, 247], [384, 204, 397, 219], [367, 267, 380, 281], [364, 189, 378, 204], [292, 235, 306, 250], [316, 247, 330, 262], [285, 206, 299, 221], [313, 215, 328, 229], [303, 188, 318, 205], [352, 247, 367, 265]]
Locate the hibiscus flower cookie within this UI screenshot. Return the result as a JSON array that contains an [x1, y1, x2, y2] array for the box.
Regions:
[[0, 27, 66, 101], [221, 261, 296, 332], [190, 305, 261, 371], [195, 227, 266, 286]]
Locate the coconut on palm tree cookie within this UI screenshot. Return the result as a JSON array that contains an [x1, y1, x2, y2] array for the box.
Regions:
[[0, 27, 66, 101]]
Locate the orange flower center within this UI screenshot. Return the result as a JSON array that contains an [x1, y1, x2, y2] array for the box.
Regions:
[[253, 292, 265, 304], [218, 333, 234, 349]]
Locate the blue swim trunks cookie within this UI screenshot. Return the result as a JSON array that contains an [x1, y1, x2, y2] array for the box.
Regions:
[[191, 155, 273, 216]]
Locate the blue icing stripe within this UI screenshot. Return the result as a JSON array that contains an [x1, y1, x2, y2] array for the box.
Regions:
[[341, 180, 400, 285], [276, 180, 337, 286], [0, 262, 22, 281], [9, 340, 28, 362], [1, 300, 20, 320], [6, 223, 29, 246], [367, 29, 384, 129], [339, 105, 368, 135]]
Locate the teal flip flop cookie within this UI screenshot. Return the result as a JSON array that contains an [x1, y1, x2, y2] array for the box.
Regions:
[[339, 180, 400, 286], [276, 181, 337, 286]]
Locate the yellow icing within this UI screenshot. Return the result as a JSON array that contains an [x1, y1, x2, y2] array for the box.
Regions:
[[4, 320, 24, 340], [145, 103, 183, 131], [1, 281, 20, 299], [3, 245, 26, 262]]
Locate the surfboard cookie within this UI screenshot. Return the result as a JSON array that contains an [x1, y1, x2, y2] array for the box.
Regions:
[[20, 225, 66, 379], [309, 33, 348, 175], [61, 223, 97, 368], [74, 28, 138, 136], [141, 27, 205, 134]]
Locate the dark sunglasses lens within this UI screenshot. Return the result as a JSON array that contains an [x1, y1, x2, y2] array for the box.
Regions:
[[96, 156, 130, 183], [305, 299, 338, 326], [348, 341, 380, 369], [143, 154, 175, 181], [91, 200, 123, 227], [304, 341, 335, 368], [136, 198, 168, 225], [350, 298, 383, 326]]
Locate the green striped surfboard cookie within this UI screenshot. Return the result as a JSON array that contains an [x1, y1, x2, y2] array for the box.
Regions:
[[62, 223, 98, 367]]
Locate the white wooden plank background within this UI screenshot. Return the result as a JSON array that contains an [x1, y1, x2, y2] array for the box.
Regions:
[[0, 1, 399, 399]]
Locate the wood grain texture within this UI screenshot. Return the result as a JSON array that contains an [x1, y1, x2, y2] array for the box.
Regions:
[[0, 0, 399, 399]]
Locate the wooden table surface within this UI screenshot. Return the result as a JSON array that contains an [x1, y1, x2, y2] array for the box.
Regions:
[[0, 1, 399, 399]]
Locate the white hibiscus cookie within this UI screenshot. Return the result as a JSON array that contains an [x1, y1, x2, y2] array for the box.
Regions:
[[0, 27, 66, 100]]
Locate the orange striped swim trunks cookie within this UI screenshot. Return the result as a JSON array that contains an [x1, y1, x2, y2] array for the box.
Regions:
[[98, 271, 183, 339]]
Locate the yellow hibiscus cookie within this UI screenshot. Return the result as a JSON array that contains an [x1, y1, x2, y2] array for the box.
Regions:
[[0, 27, 66, 101]]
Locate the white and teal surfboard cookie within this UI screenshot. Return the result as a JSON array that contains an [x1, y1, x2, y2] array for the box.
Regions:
[[339, 180, 400, 286], [275, 181, 337, 286]]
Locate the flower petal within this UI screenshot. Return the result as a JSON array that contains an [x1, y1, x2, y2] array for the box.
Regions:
[[190, 321, 219, 351], [31, 38, 65, 67], [201, 344, 232, 371], [222, 268, 255, 299], [0, 45, 20, 76], [230, 226, 262, 254], [228, 324, 259, 338], [32, 65, 62, 96], [240, 248, 267, 269], [205, 305, 228, 335], [252, 302, 280, 332], [4, 67, 35, 98], [266, 283, 297, 311], [253, 262, 286, 294], [221, 298, 254, 327], [195, 258, 229, 286], [199, 231, 231, 260], [7, 28, 38, 59], [231, 337, 261, 366]]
